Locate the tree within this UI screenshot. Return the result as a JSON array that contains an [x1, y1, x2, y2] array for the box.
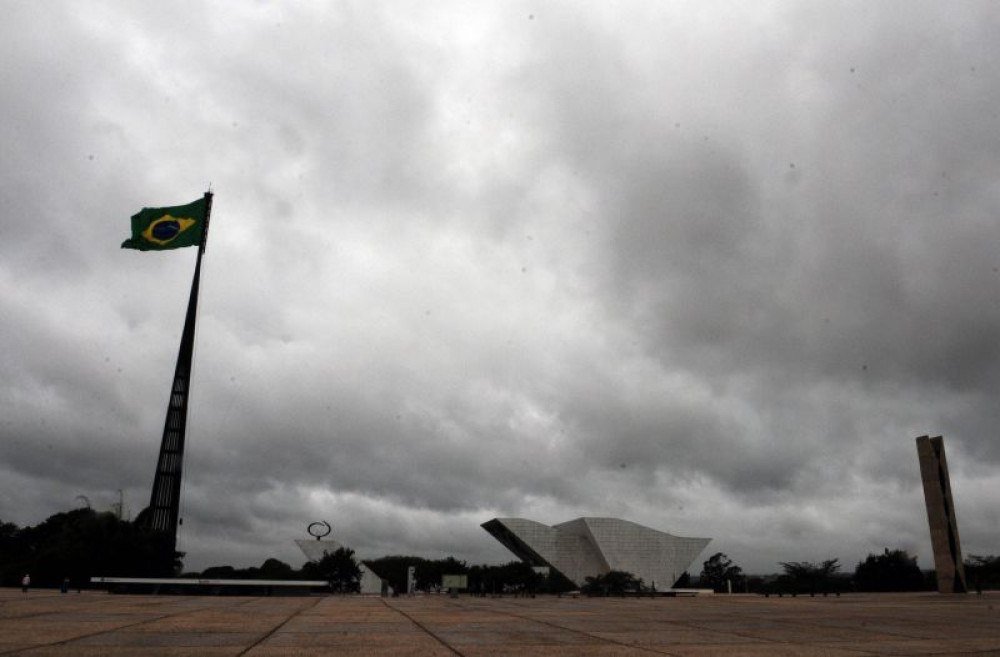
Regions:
[[965, 555, 1000, 591], [778, 559, 841, 594], [700, 552, 744, 593], [582, 570, 643, 596], [364, 555, 427, 594], [853, 549, 924, 592], [468, 561, 546, 595], [414, 556, 468, 591], [301, 547, 362, 593], [543, 567, 577, 594], [199, 565, 237, 579], [258, 558, 295, 579], [1, 509, 183, 588]]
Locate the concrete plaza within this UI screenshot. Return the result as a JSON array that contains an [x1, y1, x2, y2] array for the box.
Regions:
[[1, 589, 998, 656]]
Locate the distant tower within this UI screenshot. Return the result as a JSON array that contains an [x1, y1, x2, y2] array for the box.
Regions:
[[915, 435, 967, 593]]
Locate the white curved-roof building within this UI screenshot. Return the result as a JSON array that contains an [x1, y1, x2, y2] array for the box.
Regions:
[[481, 517, 710, 589]]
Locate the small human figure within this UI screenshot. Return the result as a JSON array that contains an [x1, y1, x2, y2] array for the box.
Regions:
[[61, 578, 70, 594], [21, 574, 30, 593]]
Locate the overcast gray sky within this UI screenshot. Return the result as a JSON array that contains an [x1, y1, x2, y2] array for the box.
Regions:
[[2, 1, 999, 574]]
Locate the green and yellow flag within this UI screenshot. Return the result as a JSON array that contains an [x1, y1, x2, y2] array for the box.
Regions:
[[122, 197, 207, 251]]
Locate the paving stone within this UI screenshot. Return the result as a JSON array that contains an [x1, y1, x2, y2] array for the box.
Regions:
[[18, 647, 243, 657], [73, 631, 259, 646], [0, 589, 997, 655]]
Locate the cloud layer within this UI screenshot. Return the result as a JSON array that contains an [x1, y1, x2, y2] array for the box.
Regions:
[[2, 1, 999, 573]]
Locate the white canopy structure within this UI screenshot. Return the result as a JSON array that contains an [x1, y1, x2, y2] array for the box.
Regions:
[[482, 517, 710, 589]]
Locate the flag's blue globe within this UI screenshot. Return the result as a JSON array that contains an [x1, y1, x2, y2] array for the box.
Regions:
[[151, 220, 181, 241]]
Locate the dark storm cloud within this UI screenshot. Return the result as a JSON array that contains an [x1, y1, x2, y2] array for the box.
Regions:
[[523, 8, 999, 422], [2, 1, 999, 572], [482, 1, 1000, 565]]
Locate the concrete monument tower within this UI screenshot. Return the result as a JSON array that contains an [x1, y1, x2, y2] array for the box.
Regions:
[[915, 435, 967, 593]]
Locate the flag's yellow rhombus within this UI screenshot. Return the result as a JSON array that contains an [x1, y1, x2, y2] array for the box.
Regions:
[[142, 215, 197, 245]]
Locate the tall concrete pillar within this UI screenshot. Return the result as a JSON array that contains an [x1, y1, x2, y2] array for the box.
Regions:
[[915, 435, 967, 593]]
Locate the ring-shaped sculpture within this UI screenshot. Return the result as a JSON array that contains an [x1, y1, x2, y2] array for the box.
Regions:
[[307, 520, 332, 540]]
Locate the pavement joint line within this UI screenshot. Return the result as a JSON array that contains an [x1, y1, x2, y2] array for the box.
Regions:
[[0, 594, 66, 605], [0, 602, 93, 623], [578, 601, 881, 651], [773, 617, 928, 642], [381, 597, 466, 657], [0, 610, 74, 622], [627, 606, 883, 655], [446, 598, 682, 656], [0, 594, 93, 619], [721, 609, 950, 643], [237, 595, 323, 657], [455, 598, 885, 657], [673, 619, 879, 656], [0, 596, 261, 656], [0, 594, 191, 622]]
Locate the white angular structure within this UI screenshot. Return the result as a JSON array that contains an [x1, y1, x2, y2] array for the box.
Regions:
[[482, 517, 710, 589]]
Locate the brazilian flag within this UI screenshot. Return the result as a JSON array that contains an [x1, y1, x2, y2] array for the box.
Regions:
[[122, 197, 206, 251]]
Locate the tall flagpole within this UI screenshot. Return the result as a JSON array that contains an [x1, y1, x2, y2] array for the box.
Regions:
[[145, 191, 213, 557]]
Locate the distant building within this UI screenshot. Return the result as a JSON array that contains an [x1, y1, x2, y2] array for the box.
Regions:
[[481, 517, 710, 589]]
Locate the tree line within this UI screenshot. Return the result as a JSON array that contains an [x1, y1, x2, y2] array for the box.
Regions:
[[4, 510, 997, 594], [0, 509, 574, 594], [362, 554, 576, 595], [0, 509, 180, 588], [696, 550, 1000, 595]]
